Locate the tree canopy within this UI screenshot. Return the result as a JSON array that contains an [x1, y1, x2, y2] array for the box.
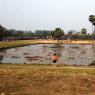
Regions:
[[81, 28, 87, 34], [52, 28, 64, 40]]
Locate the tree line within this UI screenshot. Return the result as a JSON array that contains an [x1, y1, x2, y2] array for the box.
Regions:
[[0, 15, 95, 41]]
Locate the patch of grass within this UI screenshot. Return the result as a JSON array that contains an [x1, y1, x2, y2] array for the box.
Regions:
[[0, 40, 37, 49], [0, 64, 95, 95]]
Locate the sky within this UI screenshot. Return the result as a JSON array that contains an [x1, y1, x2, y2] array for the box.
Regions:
[[0, 0, 95, 33]]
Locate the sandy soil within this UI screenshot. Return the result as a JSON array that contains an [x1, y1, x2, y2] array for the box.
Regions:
[[36, 40, 95, 44]]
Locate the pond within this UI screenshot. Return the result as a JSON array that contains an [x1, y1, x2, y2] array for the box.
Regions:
[[0, 44, 95, 65]]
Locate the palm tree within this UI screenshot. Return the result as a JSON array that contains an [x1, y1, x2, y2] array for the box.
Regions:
[[89, 15, 95, 34]]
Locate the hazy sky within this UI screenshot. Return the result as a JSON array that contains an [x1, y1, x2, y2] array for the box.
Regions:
[[0, 0, 95, 33]]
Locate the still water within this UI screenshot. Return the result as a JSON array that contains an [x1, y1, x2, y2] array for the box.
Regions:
[[0, 44, 95, 65]]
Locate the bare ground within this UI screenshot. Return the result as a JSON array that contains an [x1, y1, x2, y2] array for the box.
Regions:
[[0, 64, 95, 95]]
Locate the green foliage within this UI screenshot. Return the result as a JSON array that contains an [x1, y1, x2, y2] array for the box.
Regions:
[[89, 15, 95, 24], [0, 24, 7, 40], [0, 24, 95, 40], [91, 34, 95, 40], [89, 15, 95, 34], [70, 34, 80, 40], [52, 28, 64, 40], [8, 29, 16, 37], [81, 28, 87, 34]]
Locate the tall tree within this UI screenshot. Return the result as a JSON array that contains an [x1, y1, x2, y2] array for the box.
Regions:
[[81, 28, 87, 34], [89, 15, 95, 33], [52, 28, 64, 40], [0, 24, 7, 40]]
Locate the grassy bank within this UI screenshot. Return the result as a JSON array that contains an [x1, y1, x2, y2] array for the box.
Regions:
[[0, 40, 95, 49], [0, 40, 38, 49], [0, 64, 95, 95]]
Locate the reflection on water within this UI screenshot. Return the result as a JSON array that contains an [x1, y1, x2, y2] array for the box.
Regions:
[[0, 44, 95, 65], [0, 55, 4, 61], [0, 51, 5, 62]]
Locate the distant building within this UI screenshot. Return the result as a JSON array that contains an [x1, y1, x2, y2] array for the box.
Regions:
[[46, 34, 53, 39]]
